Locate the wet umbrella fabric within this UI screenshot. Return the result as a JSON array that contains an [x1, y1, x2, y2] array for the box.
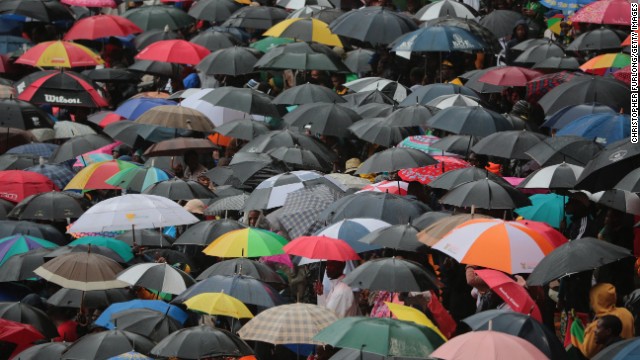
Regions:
[[174, 219, 247, 246], [46, 288, 132, 309], [60, 330, 156, 360], [440, 178, 531, 210], [342, 257, 439, 292], [0, 98, 54, 130], [172, 274, 286, 307], [329, 6, 417, 45], [8, 191, 85, 221], [150, 325, 253, 359], [318, 192, 430, 225], [197, 258, 284, 283], [575, 139, 640, 192], [524, 135, 603, 167], [0, 302, 58, 338]]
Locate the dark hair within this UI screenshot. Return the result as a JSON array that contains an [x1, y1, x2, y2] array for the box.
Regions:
[[599, 315, 623, 337]]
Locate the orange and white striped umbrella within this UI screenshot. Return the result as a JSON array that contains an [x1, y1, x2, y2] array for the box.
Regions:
[[431, 218, 555, 274]]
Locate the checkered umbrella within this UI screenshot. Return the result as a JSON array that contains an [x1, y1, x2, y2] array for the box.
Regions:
[[276, 185, 344, 239], [24, 164, 76, 190], [7, 143, 59, 158], [525, 71, 578, 103], [238, 303, 338, 345]]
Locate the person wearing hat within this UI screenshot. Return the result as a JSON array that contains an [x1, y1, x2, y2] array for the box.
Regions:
[[184, 199, 206, 221], [344, 158, 361, 175], [438, 60, 456, 83]]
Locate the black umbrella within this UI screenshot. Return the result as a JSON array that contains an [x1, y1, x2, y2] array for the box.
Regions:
[[49, 134, 113, 163], [431, 134, 478, 155], [239, 129, 336, 163], [344, 48, 374, 73], [213, 185, 246, 198], [385, 104, 437, 127], [356, 147, 437, 174], [591, 338, 640, 360], [111, 308, 182, 342], [518, 162, 584, 190], [527, 237, 632, 286], [0, 98, 53, 130], [538, 76, 630, 115], [222, 6, 289, 29], [14, 70, 107, 109], [128, 59, 182, 77], [478, 9, 526, 38], [255, 42, 349, 72], [428, 167, 510, 190], [60, 330, 156, 360], [284, 102, 360, 138], [470, 130, 546, 160], [0, 247, 51, 282], [8, 191, 85, 221], [462, 310, 566, 360], [143, 178, 216, 201], [141, 249, 196, 269], [0, 154, 39, 171], [81, 68, 140, 83], [398, 83, 478, 107], [274, 83, 346, 105], [461, 68, 504, 94], [440, 178, 531, 210], [592, 189, 640, 215], [174, 219, 247, 246], [0, 220, 65, 245], [188, 0, 243, 23], [267, 146, 332, 171], [200, 86, 280, 117], [197, 258, 285, 284], [291, 6, 344, 24], [525, 135, 603, 167], [424, 16, 502, 54], [566, 28, 626, 52], [349, 117, 411, 148], [329, 6, 417, 45], [134, 28, 179, 51], [0, 302, 58, 338], [123, 5, 194, 31], [513, 42, 565, 65], [411, 210, 451, 230], [206, 161, 288, 190], [46, 288, 133, 309], [342, 257, 439, 292], [358, 224, 426, 252], [116, 229, 174, 247], [0, 0, 73, 22], [190, 30, 240, 52], [173, 274, 287, 307], [532, 56, 580, 71], [330, 348, 420, 360], [575, 139, 640, 192], [214, 118, 270, 141], [102, 121, 150, 148], [355, 103, 395, 118], [151, 325, 253, 359], [614, 167, 640, 193], [196, 47, 260, 76], [343, 89, 395, 106], [426, 106, 514, 137], [318, 192, 431, 225], [12, 342, 70, 360]]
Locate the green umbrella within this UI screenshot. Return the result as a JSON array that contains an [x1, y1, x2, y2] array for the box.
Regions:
[[68, 236, 134, 262], [0, 234, 58, 266], [312, 317, 445, 358], [123, 6, 195, 31], [250, 37, 294, 53], [515, 193, 568, 229], [105, 166, 171, 193]]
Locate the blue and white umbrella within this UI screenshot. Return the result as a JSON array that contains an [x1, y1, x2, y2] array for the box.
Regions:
[[391, 25, 488, 59]]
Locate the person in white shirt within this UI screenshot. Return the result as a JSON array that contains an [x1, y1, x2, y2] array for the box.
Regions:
[[315, 261, 360, 318]]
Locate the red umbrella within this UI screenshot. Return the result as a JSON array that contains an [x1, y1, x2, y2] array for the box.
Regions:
[[358, 180, 409, 195], [621, 30, 636, 46], [61, 0, 117, 8], [475, 269, 542, 322], [0, 318, 45, 358], [398, 155, 470, 185], [64, 15, 142, 41], [283, 235, 361, 261], [17, 70, 109, 108], [15, 41, 104, 68], [525, 71, 577, 103], [613, 65, 631, 85], [513, 220, 567, 248], [570, 0, 631, 26], [0, 170, 59, 203], [478, 66, 543, 87], [135, 40, 211, 65]]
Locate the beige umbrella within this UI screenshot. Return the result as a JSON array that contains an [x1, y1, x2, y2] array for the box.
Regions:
[[417, 213, 491, 247], [33, 252, 128, 291], [238, 303, 337, 345], [135, 105, 215, 132]]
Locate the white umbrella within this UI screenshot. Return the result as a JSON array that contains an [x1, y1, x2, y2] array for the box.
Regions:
[[68, 194, 199, 233], [343, 77, 410, 102], [518, 162, 584, 190], [117, 263, 195, 295]]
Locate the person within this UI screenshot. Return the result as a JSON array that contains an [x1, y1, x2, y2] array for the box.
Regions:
[[242, 209, 271, 229], [564, 192, 598, 240], [331, 73, 348, 95], [172, 150, 208, 182], [344, 158, 361, 175], [572, 283, 635, 359], [594, 315, 624, 350], [315, 260, 359, 318], [504, 20, 529, 65]]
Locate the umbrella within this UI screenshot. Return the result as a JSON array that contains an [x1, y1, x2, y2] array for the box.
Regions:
[[426, 94, 482, 109], [0, 0, 73, 22], [478, 9, 526, 38], [24, 164, 76, 189], [430, 134, 478, 156], [344, 48, 374, 73], [174, 219, 246, 246], [7, 143, 58, 158], [542, 103, 617, 131], [325, 173, 371, 190], [267, 146, 332, 171], [116, 229, 174, 247], [286, 5, 342, 21], [184, 292, 253, 319], [115, 97, 175, 120], [471, 131, 546, 160], [614, 167, 640, 193], [284, 235, 360, 261], [105, 166, 171, 193], [343, 257, 438, 292], [142, 178, 215, 201], [188, 0, 243, 23], [197, 258, 284, 283], [385, 302, 446, 340], [344, 77, 409, 103], [207, 159, 290, 191], [60, 330, 155, 360], [414, 0, 477, 21], [278, 0, 334, 9], [53, 120, 96, 139], [8, 191, 85, 221], [411, 211, 451, 230], [0, 318, 45, 358], [134, 105, 214, 133], [591, 337, 640, 360], [142, 137, 218, 157], [430, 330, 548, 360], [250, 36, 294, 53], [0, 154, 39, 171], [343, 90, 395, 107], [0, 302, 58, 338], [213, 118, 270, 141], [10, 341, 69, 360], [191, 30, 240, 52], [417, 213, 491, 246], [475, 269, 542, 320], [358, 180, 409, 195], [533, 56, 581, 71], [385, 106, 437, 128], [513, 42, 565, 65], [390, 25, 488, 57], [264, 18, 342, 47], [515, 193, 567, 229], [440, 178, 531, 210], [82, 69, 139, 84], [256, 42, 348, 72], [538, 75, 630, 115], [150, 325, 254, 359], [525, 135, 603, 167], [136, 39, 209, 65], [518, 162, 583, 190], [526, 237, 633, 286], [319, 192, 430, 225], [575, 139, 640, 192], [123, 5, 195, 31], [567, 28, 626, 51], [0, 170, 58, 203], [613, 65, 631, 85], [357, 224, 424, 252], [579, 53, 630, 75], [172, 274, 286, 307], [313, 317, 445, 358], [134, 28, 180, 51], [426, 106, 513, 137], [64, 160, 137, 192], [348, 117, 411, 147], [284, 102, 358, 138], [556, 112, 630, 145], [203, 227, 288, 257], [64, 15, 142, 41], [47, 288, 132, 309], [428, 167, 508, 190], [0, 98, 54, 130], [197, 46, 261, 76], [222, 6, 289, 30], [0, 128, 39, 155], [117, 263, 195, 295], [424, 16, 502, 53], [200, 87, 280, 118], [478, 66, 543, 87], [0, 220, 65, 245], [329, 6, 417, 45], [0, 247, 51, 282], [34, 252, 128, 291], [315, 218, 390, 253], [68, 237, 133, 262], [95, 299, 188, 329], [109, 308, 182, 342], [570, 0, 630, 25], [45, 244, 125, 263], [591, 189, 640, 216], [206, 193, 251, 214], [355, 147, 437, 174], [16, 70, 108, 108], [238, 303, 337, 344], [274, 83, 346, 105]]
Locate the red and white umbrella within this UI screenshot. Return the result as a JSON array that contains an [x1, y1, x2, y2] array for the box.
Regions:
[[398, 155, 470, 185], [357, 180, 409, 195]]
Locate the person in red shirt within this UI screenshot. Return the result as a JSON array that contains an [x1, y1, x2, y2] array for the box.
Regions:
[[50, 308, 79, 342]]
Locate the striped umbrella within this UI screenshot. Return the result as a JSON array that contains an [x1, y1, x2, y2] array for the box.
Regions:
[[579, 52, 630, 75], [15, 40, 104, 68], [105, 166, 171, 192], [65, 160, 138, 192], [203, 228, 288, 258]]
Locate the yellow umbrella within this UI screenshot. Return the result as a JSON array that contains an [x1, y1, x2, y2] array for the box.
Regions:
[[263, 18, 342, 47], [385, 302, 447, 341], [184, 292, 254, 319], [15, 40, 104, 68]]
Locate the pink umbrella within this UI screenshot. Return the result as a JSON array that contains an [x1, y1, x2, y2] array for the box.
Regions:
[[357, 180, 409, 195], [503, 177, 547, 195], [61, 0, 117, 8], [474, 269, 542, 322], [430, 330, 548, 360], [73, 142, 121, 167], [260, 254, 294, 269], [513, 220, 567, 248]]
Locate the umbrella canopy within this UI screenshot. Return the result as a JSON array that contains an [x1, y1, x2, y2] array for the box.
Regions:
[[0, 0, 73, 22], [313, 317, 445, 358], [136, 39, 210, 65], [343, 257, 439, 292], [21, 164, 74, 190], [385, 302, 446, 340], [358, 223, 425, 252], [515, 194, 567, 229], [274, 83, 346, 105], [0, 170, 58, 203], [533, 56, 581, 71], [116, 229, 174, 247], [525, 135, 604, 167], [188, 0, 243, 23], [174, 219, 247, 246], [514, 42, 565, 65], [475, 269, 542, 320], [518, 162, 584, 189], [123, 5, 195, 31], [471, 131, 546, 160], [33, 252, 128, 291], [63, 14, 142, 41], [213, 118, 270, 141], [65, 160, 138, 192], [134, 28, 180, 51], [203, 227, 287, 257], [0, 247, 51, 282], [191, 30, 240, 52], [105, 166, 171, 193], [143, 178, 215, 201], [0, 234, 57, 266], [0, 98, 54, 130], [8, 190, 85, 221], [344, 48, 374, 73], [440, 178, 531, 210], [0, 220, 65, 245], [0, 154, 39, 171], [47, 288, 132, 309], [134, 105, 214, 132], [592, 189, 640, 216], [556, 113, 630, 145], [16, 70, 108, 108], [95, 299, 189, 329], [68, 237, 133, 262], [264, 18, 342, 47], [10, 341, 69, 360], [0, 302, 58, 339], [570, 0, 630, 25], [197, 258, 284, 284], [427, 167, 508, 191], [319, 192, 430, 225], [117, 262, 195, 295], [150, 325, 254, 359], [284, 102, 359, 138], [329, 6, 417, 45], [284, 235, 360, 261], [538, 75, 630, 115], [200, 87, 280, 117], [567, 27, 626, 51], [575, 139, 640, 192], [348, 117, 411, 148], [614, 167, 640, 193], [60, 330, 156, 360], [417, 213, 491, 246], [196, 46, 260, 76], [239, 303, 337, 345], [426, 106, 513, 137], [355, 147, 437, 174], [109, 308, 182, 342], [426, 94, 482, 109], [15, 40, 104, 68], [222, 5, 289, 29], [579, 52, 630, 75], [591, 337, 640, 360], [53, 121, 96, 139], [478, 66, 543, 87], [430, 330, 548, 360], [255, 39, 348, 72], [390, 25, 488, 56], [478, 9, 526, 38], [358, 180, 409, 195], [526, 237, 632, 286], [0, 318, 45, 358], [315, 218, 390, 253], [115, 97, 175, 120], [414, 0, 477, 21], [398, 156, 471, 185], [184, 292, 253, 319], [173, 274, 286, 307]]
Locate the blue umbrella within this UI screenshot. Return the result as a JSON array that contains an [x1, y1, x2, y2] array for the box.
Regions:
[[515, 193, 567, 229], [95, 300, 189, 329], [0, 34, 31, 54], [540, 0, 593, 12], [390, 25, 488, 54], [7, 143, 59, 158], [556, 113, 630, 145], [0, 15, 23, 35], [24, 164, 76, 189], [541, 102, 617, 130], [114, 97, 175, 120]]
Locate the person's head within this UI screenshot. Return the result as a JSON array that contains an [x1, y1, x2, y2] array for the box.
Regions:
[[331, 73, 346, 89], [595, 315, 623, 344], [409, 67, 425, 85], [183, 150, 199, 169], [513, 21, 529, 41], [468, 152, 489, 168], [566, 191, 590, 216], [344, 158, 361, 175], [325, 260, 346, 279], [247, 210, 261, 227]]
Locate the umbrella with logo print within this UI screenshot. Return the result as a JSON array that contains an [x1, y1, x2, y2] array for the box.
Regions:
[[15, 70, 108, 108]]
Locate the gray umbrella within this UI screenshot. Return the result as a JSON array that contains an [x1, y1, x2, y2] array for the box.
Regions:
[[8, 191, 85, 221], [0, 154, 39, 170], [134, 28, 179, 50], [533, 56, 581, 71], [116, 229, 174, 247], [0, 247, 51, 282], [478, 9, 526, 38], [330, 348, 419, 360], [143, 178, 217, 201], [205, 193, 250, 215], [48, 134, 113, 163], [213, 118, 270, 141], [60, 330, 156, 360], [0, 220, 65, 245], [344, 48, 374, 73], [329, 6, 417, 45], [222, 6, 289, 29], [129, 59, 181, 77], [267, 146, 332, 171], [342, 257, 439, 292], [538, 75, 630, 115], [111, 308, 182, 342], [614, 167, 640, 193], [196, 47, 261, 76], [461, 68, 504, 94], [411, 210, 451, 230], [200, 87, 281, 117], [355, 103, 395, 118], [524, 135, 603, 167], [355, 147, 438, 174], [0, 302, 58, 338], [385, 104, 437, 127], [440, 178, 531, 210], [471, 130, 547, 160], [428, 167, 510, 190], [566, 28, 626, 51], [173, 274, 287, 307], [239, 129, 336, 163], [255, 45, 349, 72], [190, 30, 240, 52], [12, 342, 70, 360], [343, 90, 395, 106], [174, 219, 247, 246], [318, 192, 430, 225], [514, 42, 565, 65], [426, 106, 514, 137], [197, 258, 285, 283], [398, 83, 478, 107], [284, 103, 360, 138], [151, 325, 253, 359], [46, 288, 132, 309], [123, 5, 194, 31], [273, 83, 346, 105], [431, 134, 478, 156], [188, 0, 242, 23], [358, 224, 426, 252], [349, 117, 411, 147]]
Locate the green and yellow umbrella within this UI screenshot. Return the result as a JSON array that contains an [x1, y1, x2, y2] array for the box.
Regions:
[[263, 18, 342, 47], [184, 292, 254, 319], [64, 160, 138, 192], [579, 52, 630, 75], [203, 228, 288, 258]]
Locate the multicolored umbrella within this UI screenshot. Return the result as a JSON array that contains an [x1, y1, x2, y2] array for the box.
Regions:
[[203, 228, 288, 258], [106, 166, 171, 192], [264, 18, 342, 47], [397, 135, 446, 155], [385, 302, 446, 340], [570, 0, 631, 25], [0, 234, 58, 266], [16, 70, 109, 108], [358, 180, 409, 195], [68, 236, 133, 262], [15, 40, 104, 68], [64, 160, 138, 192], [398, 155, 470, 185], [579, 52, 630, 75]]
